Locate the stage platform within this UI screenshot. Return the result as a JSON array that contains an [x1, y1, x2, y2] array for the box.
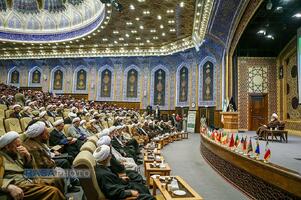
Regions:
[[239, 131, 301, 173]]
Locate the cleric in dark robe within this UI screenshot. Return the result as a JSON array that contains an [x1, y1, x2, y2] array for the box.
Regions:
[[0, 131, 65, 200], [97, 135, 143, 184], [93, 145, 155, 200], [49, 119, 83, 160], [256, 113, 281, 138]]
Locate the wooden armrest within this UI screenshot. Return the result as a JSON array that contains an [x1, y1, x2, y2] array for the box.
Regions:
[[125, 197, 137, 200]]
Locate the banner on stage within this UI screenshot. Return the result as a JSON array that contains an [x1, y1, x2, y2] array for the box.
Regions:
[[187, 110, 196, 133]]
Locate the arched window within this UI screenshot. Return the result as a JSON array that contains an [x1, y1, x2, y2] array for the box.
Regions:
[[199, 57, 216, 106], [7, 67, 20, 87], [150, 65, 170, 109], [28, 66, 42, 86], [123, 65, 141, 101], [50, 66, 65, 93], [97, 65, 114, 101], [176, 63, 190, 106], [73, 66, 88, 93]]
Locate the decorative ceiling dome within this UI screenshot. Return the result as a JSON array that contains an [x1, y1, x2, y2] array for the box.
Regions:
[[0, 0, 106, 42]]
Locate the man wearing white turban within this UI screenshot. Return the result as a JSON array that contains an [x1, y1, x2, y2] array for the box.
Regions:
[[256, 112, 282, 138], [49, 119, 83, 161], [24, 121, 80, 193], [93, 145, 155, 200], [10, 104, 22, 119], [97, 135, 111, 146], [67, 117, 87, 141], [0, 131, 65, 200]]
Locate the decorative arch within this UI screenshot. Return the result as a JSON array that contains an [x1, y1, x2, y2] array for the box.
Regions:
[[43, 15, 56, 30], [123, 65, 141, 102], [73, 65, 89, 93], [6, 14, 22, 29], [50, 66, 65, 93], [7, 66, 20, 87], [176, 62, 190, 106], [198, 56, 217, 106], [97, 65, 115, 101], [58, 14, 70, 28], [28, 66, 42, 87], [150, 65, 170, 110], [27, 16, 41, 30]]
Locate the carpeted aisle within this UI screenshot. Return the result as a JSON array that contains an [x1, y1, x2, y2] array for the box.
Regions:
[[161, 133, 248, 200]]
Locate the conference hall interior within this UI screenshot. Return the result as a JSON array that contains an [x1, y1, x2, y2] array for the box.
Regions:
[[0, 0, 300, 199]]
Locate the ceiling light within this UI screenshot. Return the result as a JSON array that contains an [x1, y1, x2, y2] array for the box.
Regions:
[[138, 0, 145, 2], [130, 4, 135, 10], [170, 29, 176, 32], [162, 32, 166, 36], [160, 25, 164, 29], [257, 30, 266, 35], [167, 9, 174, 14], [113, 31, 119, 34], [146, 40, 150, 43], [139, 25, 144, 29], [135, 17, 140, 21], [102, 38, 108, 41], [196, 12, 200, 16], [136, 37, 141, 40], [180, 2, 184, 7], [143, 10, 150, 15], [292, 13, 301, 18], [157, 15, 162, 20], [150, 29, 156, 33], [125, 33, 130, 37], [153, 36, 158, 40], [197, 3, 201, 7], [266, 34, 274, 40], [114, 41, 118, 44], [131, 30, 137, 33], [168, 20, 175, 24], [126, 22, 133, 25], [119, 38, 124, 41]]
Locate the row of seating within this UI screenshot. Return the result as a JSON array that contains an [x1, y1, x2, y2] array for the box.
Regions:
[[71, 131, 190, 200], [0, 116, 65, 135]]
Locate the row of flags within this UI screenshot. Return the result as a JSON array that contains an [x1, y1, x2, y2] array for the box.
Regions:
[[204, 129, 271, 162]]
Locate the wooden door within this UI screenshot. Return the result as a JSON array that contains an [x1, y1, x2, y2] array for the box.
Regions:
[[249, 94, 268, 130]]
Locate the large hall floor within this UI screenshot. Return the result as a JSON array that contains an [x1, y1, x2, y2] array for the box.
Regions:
[[161, 133, 248, 200], [161, 132, 301, 199]]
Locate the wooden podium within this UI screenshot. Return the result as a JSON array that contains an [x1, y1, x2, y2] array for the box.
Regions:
[[221, 112, 238, 132]]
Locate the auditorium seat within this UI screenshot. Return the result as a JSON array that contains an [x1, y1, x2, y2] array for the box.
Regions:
[[4, 118, 22, 133], [19, 133, 27, 142], [88, 135, 98, 145], [5, 110, 13, 118], [63, 112, 69, 118], [20, 117, 32, 132], [46, 116, 55, 125], [55, 117, 63, 121], [63, 124, 71, 136], [0, 119, 5, 136], [0, 110, 5, 119], [72, 150, 106, 200], [80, 141, 97, 153], [0, 104, 7, 110]]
